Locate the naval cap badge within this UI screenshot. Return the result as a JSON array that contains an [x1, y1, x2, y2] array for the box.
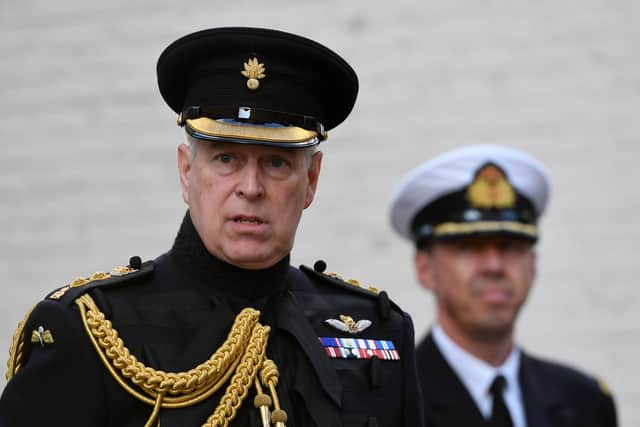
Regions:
[[466, 162, 516, 209]]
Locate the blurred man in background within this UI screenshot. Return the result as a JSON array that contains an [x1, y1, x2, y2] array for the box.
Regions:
[[390, 144, 616, 427]]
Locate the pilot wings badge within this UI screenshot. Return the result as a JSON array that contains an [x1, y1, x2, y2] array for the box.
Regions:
[[325, 314, 372, 334]]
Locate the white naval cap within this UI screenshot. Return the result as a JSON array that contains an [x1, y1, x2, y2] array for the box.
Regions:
[[389, 144, 550, 243]]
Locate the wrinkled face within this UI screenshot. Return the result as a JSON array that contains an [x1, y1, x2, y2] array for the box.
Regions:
[[178, 140, 322, 269], [415, 235, 535, 341]]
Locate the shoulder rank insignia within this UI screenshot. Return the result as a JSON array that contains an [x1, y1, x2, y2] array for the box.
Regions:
[[300, 264, 381, 296], [597, 377, 612, 396], [325, 315, 372, 334], [49, 267, 134, 301], [30, 326, 54, 347], [46, 256, 152, 305], [319, 337, 400, 361]]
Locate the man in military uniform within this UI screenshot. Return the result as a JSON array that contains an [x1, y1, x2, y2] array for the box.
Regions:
[[389, 145, 617, 427], [0, 27, 423, 427]]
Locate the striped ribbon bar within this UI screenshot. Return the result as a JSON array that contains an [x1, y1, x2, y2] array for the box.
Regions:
[[319, 337, 400, 361]]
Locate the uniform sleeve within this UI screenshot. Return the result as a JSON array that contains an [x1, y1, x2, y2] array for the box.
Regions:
[[596, 379, 618, 427], [604, 392, 617, 427], [400, 311, 425, 427], [0, 300, 107, 426]]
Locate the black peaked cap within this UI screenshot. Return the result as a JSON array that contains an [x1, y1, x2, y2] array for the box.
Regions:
[[157, 27, 359, 132]]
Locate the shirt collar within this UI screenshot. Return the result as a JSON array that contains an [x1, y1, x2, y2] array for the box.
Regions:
[[432, 324, 521, 403]]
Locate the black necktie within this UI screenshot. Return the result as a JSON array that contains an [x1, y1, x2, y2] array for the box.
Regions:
[[489, 375, 514, 427]]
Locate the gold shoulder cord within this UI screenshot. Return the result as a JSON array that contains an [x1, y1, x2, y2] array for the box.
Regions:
[[75, 294, 287, 427], [5, 305, 36, 380]]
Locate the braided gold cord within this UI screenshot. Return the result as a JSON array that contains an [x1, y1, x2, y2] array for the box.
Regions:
[[203, 323, 270, 427], [254, 379, 272, 427], [5, 304, 36, 381], [260, 359, 287, 425], [76, 293, 282, 427], [77, 294, 258, 406], [144, 392, 166, 427]]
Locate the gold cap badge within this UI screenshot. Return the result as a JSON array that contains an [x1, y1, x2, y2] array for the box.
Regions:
[[241, 57, 266, 90], [467, 163, 516, 209]]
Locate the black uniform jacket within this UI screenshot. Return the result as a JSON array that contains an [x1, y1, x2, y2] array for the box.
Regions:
[[417, 332, 617, 427], [0, 214, 423, 427]]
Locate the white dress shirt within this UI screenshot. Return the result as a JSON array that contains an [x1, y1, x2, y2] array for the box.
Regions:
[[432, 325, 527, 427]]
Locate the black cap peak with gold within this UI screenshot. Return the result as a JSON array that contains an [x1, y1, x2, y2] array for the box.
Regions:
[[389, 145, 550, 245], [157, 27, 359, 148]]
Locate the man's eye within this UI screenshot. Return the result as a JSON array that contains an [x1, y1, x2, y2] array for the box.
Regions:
[[216, 154, 234, 163], [270, 158, 287, 168]]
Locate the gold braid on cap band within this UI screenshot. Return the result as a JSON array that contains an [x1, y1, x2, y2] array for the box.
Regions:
[[434, 221, 537, 238], [76, 294, 287, 427]]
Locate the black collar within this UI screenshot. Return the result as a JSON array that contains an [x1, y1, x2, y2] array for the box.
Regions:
[[170, 211, 290, 304]]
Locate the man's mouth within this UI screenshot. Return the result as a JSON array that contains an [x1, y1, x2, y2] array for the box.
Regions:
[[232, 215, 265, 225], [475, 285, 511, 305]]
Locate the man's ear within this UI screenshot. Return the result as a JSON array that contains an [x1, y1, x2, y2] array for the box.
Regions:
[[528, 249, 537, 286], [414, 249, 436, 292], [177, 143, 192, 204], [303, 151, 323, 209]]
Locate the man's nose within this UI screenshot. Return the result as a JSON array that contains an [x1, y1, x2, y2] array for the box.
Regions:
[[478, 246, 505, 273], [235, 162, 265, 199]]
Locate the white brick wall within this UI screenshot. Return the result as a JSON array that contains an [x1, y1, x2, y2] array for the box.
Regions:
[[1, 1, 638, 424]]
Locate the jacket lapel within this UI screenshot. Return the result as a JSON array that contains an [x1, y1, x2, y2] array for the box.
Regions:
[[520, 352, 576, 427], [276, 289, 343, 407], [172, 295, 235, 372], [419, 333, 488, 426], [272, 269, 343, 427]]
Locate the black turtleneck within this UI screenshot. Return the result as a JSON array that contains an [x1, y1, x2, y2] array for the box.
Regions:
[[100, 211, 293, 375], [169, 211, 291, 313]]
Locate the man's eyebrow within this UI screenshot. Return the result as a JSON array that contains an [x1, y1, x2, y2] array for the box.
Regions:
[[204, 141, 236, 151]]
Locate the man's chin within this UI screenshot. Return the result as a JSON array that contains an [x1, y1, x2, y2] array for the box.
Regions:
[[222, 248, 288, 270], [462, 310, 515, 337], [471, 320, 514, 341]]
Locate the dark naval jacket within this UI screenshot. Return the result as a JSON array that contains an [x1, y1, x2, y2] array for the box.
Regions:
[[0, 213, 423, 427], [417, 332, 617, 427]]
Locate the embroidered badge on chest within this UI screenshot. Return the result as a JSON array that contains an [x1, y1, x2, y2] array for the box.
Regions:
[[30, 326, 54, 347], [324, 314, 372, 334], [319, 337, 400, 361]]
